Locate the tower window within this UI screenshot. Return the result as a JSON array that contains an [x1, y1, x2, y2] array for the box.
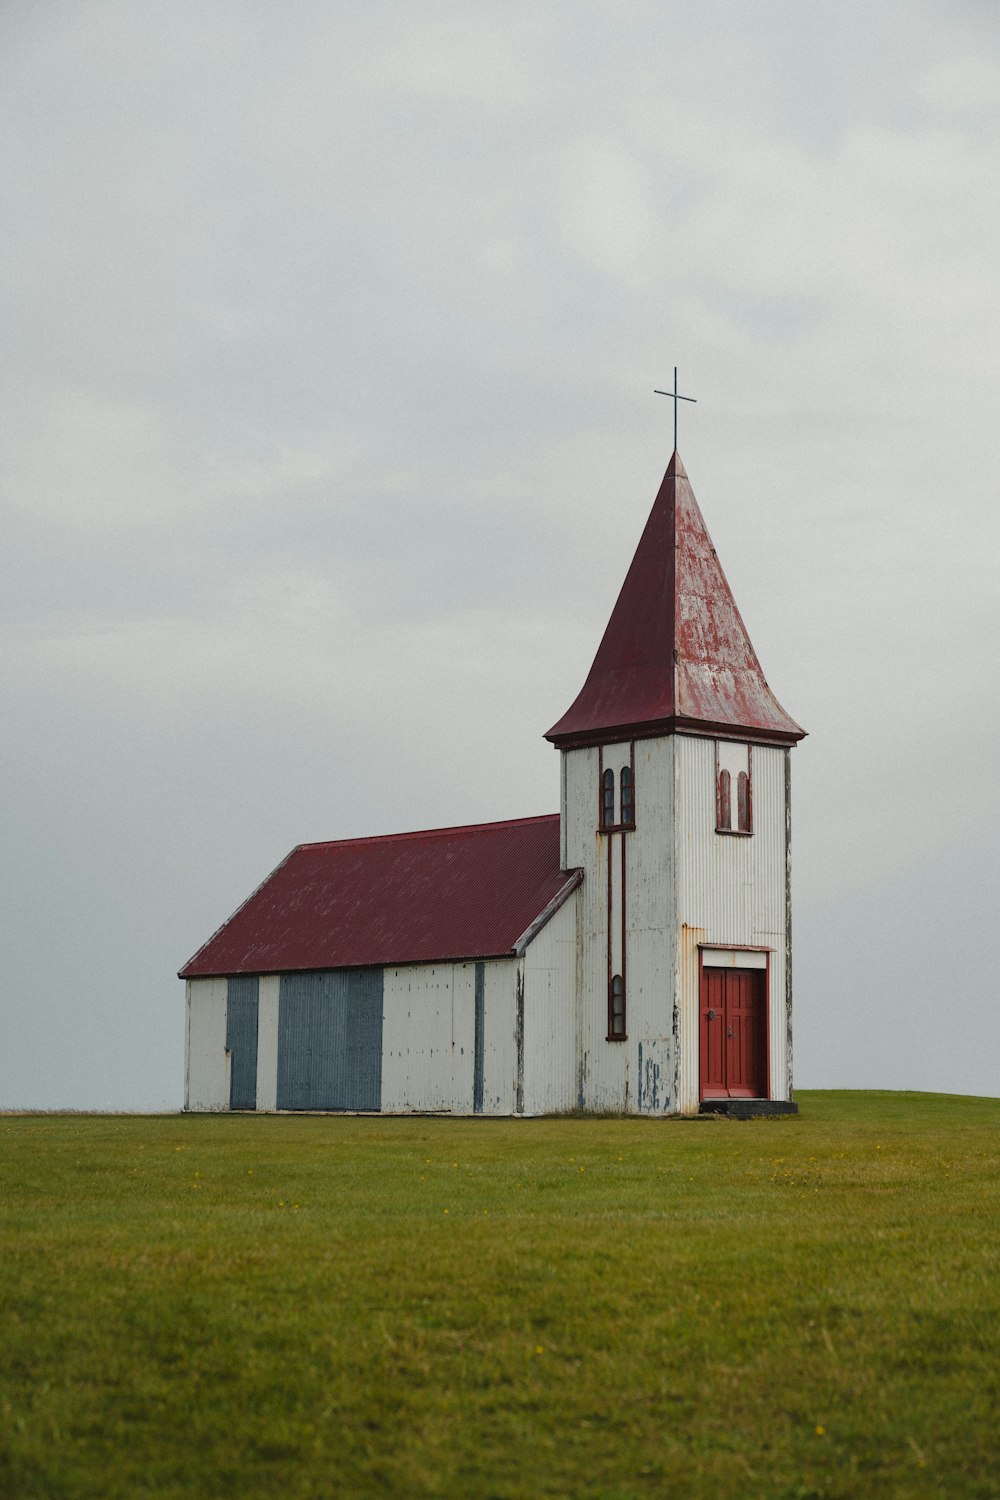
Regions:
[[737, 770, 751, 833], [717, 768, 732, 831], [608, 974, 626, 1040], [716, 742, 752, 836], [602, 768, 615, 829], [620, 766, 634, 826]]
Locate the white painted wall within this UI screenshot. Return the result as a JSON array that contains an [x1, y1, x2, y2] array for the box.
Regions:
[[702, 948, 767, 969], [627, 736, 678, 1115], [185, 954, 526, 1117], [674, 737, 790, 1111], [185, 977, 229, 1110], [381, 957, 524, 1115], [255, 975, 279, 1111], [521, 892, 577, 1115], [561, 732, 792, 1115], [381, 963, 476, 1112], [563, 736, 677, 1115], [480, 958, 518, 1115]]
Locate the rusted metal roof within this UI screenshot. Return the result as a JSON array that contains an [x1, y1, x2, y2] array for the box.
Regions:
[[546, 452, 805, 748], [179, 815, 581, 978]]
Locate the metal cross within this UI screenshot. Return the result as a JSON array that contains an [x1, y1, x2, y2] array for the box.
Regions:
[[654, 368, 697, 451]]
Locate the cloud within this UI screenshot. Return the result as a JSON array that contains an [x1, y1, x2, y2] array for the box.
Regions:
[[28, 574, 574, 744], [557, 138, 659, 280], [358, 16, 542, 107], [921, 52, 1000, 112], [3, 392, 197, 529], [2, 388, 358, 530]]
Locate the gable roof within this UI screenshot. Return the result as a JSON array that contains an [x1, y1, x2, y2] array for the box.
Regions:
[[179, 815, 581, 978], [545, 451, 805, 748]]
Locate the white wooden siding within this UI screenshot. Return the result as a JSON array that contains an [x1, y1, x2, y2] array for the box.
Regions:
[[627, 737, 678, 1115], [521, 892, 577, 1115], [381, 963, 476, 1113], [255, 975, 280, 1111], [702, 948, 767, 969], [185, 977, 228, 1110], [674, 737, 789, 1111], [480, 959, 518, 1115], [563, 737, 677, 1115]]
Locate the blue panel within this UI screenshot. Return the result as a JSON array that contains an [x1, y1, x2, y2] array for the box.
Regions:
[[226, 976, 259, 1110], [473, 962, 485, 1114], [277, 969, 383, 1111]]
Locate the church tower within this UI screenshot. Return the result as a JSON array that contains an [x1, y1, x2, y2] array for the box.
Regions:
[[546, 451, 805, 1115]]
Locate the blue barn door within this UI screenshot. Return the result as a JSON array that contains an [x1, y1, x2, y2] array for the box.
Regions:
[[276, 969, 383, 1110], [226, 976, 259, 1110]]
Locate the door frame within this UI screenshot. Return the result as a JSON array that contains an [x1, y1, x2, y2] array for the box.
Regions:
[[698, 945, 771, 1102]]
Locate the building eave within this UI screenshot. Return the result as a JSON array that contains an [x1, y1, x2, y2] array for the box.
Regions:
[[512, 868, 584, 956], [546, 714, 805, 751]]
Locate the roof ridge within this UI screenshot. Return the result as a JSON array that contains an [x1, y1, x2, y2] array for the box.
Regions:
[[295, 812, 559, 852]]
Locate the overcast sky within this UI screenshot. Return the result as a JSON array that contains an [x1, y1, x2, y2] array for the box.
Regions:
[[2, 1, 998, 1110]]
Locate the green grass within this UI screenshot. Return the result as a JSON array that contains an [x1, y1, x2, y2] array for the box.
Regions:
[[2, 1092, 999, 1499]]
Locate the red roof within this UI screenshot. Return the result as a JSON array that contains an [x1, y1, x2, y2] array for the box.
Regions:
[[546, 452, 805, 748], [179, 815, 580, 978]]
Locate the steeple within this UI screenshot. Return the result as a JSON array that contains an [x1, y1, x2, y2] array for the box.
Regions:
[[545, 452, 805, 748]]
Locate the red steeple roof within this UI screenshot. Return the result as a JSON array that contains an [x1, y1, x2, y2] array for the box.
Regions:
[[545, 452, 804, 748]]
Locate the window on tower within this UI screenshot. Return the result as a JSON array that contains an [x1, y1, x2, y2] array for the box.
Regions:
[[608, 974, 626, 1040], [717, 769, 731, 831], [620, 766, 634, 826], [601, 768, 615, 829], [737, 770, 751, 833], [599, 753, 636, 831], [716, 741, 753, 835]]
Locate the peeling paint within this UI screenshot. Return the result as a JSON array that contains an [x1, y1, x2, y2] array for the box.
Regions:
[[514, 967, 525, 1115], [644, 1054, 661, 1113], [473, 961, 485, 1114], [785, 747, 794, 1100]]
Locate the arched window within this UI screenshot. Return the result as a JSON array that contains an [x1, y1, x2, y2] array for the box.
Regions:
[[609, 973, 626, 1039], [717, 768, 732, 831], [602, 768, 615, 829], [620, 765, 634, 826], [717, 742, 752, 837], [737, 770, 751, 833]]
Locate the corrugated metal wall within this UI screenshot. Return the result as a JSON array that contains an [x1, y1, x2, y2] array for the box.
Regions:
[[627, 737, 678, 1115], [521, 893, 577, 1114], [481, 960, 517, 1114], [473, 962, 485, 1113], [381, 963, 476, 1112], [186, 958, 524, 1115], [379, 957, 523, 1114], [255, 976, 280, 1111], [563, 736, 677, 1114], [674, 738, 789, 1111], [226, 975, 259, 1109], [276, 968, 383, 1110], [185, 977, 229, 1110]]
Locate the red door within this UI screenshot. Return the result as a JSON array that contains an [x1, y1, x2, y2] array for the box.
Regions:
[[700, 967, 766, 1099]]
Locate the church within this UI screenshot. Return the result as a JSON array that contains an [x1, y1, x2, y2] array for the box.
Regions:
[[181, 445, 805, 1116]]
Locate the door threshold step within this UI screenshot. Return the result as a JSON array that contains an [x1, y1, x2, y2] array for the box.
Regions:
[[699, 1099, 799, 1119]]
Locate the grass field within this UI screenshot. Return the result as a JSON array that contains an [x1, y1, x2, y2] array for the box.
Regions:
[[2, 1092, 999, 1499]]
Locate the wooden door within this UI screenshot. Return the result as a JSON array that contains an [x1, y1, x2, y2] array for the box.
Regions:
[[700, 966, 766, 1100]]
